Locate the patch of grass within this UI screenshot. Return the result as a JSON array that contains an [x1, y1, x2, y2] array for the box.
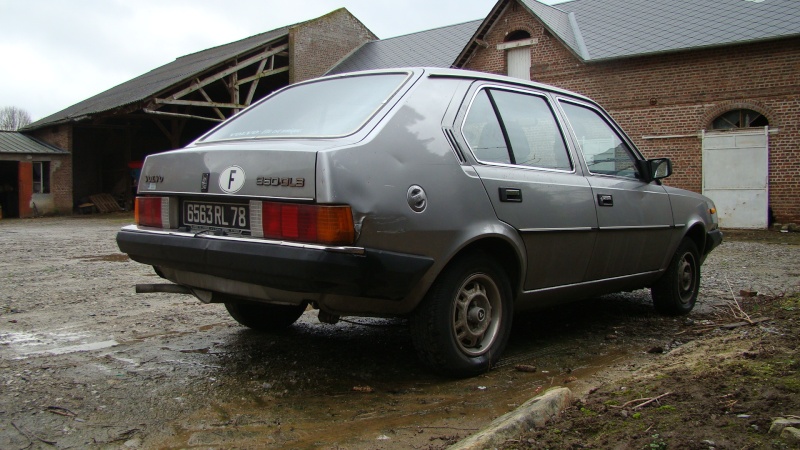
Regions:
[[647, 434, 667, 450]]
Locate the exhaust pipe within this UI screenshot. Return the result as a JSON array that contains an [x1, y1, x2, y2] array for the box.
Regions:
[[135, 283, 193, 295]]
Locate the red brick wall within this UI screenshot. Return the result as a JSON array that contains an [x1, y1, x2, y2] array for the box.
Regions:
[[27, 126, 74, 215], [290, 8, 376, 83], [464, 2, 800, 223]]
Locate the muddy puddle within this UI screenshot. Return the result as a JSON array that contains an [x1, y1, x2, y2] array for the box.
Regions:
[[140, 297, 670, 449]]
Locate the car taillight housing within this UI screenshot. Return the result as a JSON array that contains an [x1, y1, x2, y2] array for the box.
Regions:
[[135, 196, 178, 229], [252, 201, 355, 246]]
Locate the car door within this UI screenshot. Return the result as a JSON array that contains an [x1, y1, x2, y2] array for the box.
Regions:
[[460, 86, 598, 291], [557, 99, 674, 281]]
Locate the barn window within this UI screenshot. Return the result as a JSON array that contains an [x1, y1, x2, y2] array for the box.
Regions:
[[505, 30, 531, 42], [711, 109, 768, 130], [33, 161, 50, 194]]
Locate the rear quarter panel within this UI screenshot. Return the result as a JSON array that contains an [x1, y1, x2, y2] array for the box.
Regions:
[[316, 76, 520, 314]]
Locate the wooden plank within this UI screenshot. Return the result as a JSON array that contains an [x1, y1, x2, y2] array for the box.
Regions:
[[89, 194, 122, 213], [721, 317, 771, 330]]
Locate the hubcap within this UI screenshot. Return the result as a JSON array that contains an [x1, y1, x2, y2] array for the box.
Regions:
[[678, 252, 697, 304], [453, 273, 502, 356]]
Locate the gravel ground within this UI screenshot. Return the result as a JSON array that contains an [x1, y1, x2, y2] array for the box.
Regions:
[[0, 214, 798, 449]]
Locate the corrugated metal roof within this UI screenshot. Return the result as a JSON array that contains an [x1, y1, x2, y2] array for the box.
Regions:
[[26, 25, 294, 130], [326, 20, 482, 75], [522, 0, 800, 61], [0, 132, 68, 154]]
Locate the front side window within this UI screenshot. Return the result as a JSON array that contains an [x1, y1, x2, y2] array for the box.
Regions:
[[559, 101, 638, 179], [462, 88, 571, 171], [33, 161, 50, 194], [201, 73, 409, 142]]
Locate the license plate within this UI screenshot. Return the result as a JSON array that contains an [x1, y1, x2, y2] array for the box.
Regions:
[[183, 201, 250, 233]]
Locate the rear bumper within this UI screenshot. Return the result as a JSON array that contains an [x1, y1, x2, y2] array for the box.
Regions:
[[117, 226, 433, 301]]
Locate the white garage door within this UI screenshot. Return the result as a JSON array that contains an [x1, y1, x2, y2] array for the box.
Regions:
[[702, 127, 769, 229]]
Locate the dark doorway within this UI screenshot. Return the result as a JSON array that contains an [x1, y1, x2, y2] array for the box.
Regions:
[[0, 161, 20, 218]]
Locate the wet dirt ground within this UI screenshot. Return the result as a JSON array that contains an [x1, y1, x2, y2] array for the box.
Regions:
[[1, 214, 798, 449]]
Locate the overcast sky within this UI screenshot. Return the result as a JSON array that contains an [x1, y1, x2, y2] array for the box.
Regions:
[[0, 0, 565, 121]]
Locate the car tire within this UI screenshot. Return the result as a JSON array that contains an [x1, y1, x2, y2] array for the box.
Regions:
[[651, 238, 701, 316], [224, 299, 307, 332], [410, 254, 513, 378]]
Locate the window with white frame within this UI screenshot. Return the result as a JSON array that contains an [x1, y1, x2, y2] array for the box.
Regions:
[[33, 161, 50, 194]]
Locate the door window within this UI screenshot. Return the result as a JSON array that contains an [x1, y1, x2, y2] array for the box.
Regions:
[[560, 101, 639, 179], [463, 89, 571, 171]]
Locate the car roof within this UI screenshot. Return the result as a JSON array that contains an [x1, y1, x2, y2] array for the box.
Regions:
[[316, 67, 595, 104]]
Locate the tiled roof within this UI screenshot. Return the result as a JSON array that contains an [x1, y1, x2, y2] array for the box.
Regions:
[[0, 132, 68, 154], [522, 0, 800, 61], [25, 26, 294, 130], [326, 20, 482, 75]]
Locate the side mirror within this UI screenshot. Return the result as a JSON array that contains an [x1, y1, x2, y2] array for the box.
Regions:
[[636, 158, 672, 182], [649, 158, 672, 180]]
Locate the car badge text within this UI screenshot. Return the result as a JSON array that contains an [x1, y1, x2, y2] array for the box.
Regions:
[[256, 177, 305, 188]]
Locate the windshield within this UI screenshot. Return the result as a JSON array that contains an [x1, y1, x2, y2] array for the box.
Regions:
[[201, 73, 409, 142]]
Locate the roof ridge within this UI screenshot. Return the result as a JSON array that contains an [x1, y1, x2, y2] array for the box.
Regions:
[[567, 11, 590, 60], [173, 23, 296, 62], [376, 18, 483, 42]]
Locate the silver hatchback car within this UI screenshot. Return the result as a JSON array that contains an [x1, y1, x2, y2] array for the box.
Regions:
[[117, 68, 722, 377]]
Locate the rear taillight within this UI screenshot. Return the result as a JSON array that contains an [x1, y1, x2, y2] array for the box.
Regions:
[[135, 197, 177, 228], [251, 201, 354, 246]]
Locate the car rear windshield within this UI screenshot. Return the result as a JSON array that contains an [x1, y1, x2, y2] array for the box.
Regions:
[[200, 73, 409, 142]]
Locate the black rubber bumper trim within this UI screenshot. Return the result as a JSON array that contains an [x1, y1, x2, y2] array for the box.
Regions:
[[117, 229, 434, 301], [706, 229, 723, 255]]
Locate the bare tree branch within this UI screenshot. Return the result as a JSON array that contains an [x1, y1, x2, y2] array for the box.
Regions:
[[0, 106, 33, 130]]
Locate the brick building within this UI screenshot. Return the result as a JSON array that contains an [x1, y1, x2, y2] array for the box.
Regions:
[[0, 132, 71, 217], [11, 0, 800, 226], [16, 8, 374, 218], [453, 0, 800, 227]]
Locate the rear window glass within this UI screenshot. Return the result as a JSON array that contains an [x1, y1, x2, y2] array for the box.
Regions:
[[201, 73, 408, 142]]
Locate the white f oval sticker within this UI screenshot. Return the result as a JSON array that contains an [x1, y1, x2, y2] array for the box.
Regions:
[[219, 166, 246, 194]]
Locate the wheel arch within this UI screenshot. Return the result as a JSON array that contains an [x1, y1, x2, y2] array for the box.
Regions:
[[437, 235, 523, 300], [683, 220, 708, 257]]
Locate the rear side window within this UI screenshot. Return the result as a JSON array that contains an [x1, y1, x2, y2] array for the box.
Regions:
[[201, 73, 408, 142], [462, 90, 510, 164], [462, 88, 572, 171], [559, 101, 639, 179]]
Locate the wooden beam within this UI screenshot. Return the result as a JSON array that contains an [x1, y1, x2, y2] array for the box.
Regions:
[[244, 58, 268, 107], [230, 65, 240, 114], [165, 43, 288, 101], [236, 65, 289, 86], [143, 108, 223, 123], [198, 86, 226, 120], [153, 98, 246, 109], [151, 117, 173, 144]]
